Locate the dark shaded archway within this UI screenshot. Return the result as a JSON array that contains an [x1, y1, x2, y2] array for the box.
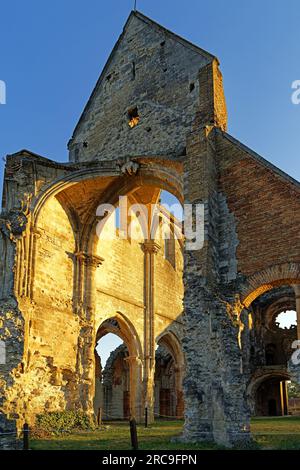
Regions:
[[155, 331, 185, 419]]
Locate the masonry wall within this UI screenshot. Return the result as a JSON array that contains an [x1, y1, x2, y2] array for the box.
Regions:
[[1, 10, 298, 447], [0, 196, 80, 427], [31, 196, 78, 367], [69, 13, 211, 162], [216, 132, 300, 278], [94, 214, 184, 342], [34, 197, 75, 306], [94, 227, 144, 342], [154, 238, 184, 332]]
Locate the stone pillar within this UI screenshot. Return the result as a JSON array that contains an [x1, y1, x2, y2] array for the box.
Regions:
[[124, 355, 143, 421], [27, 225, 41, 299], [74, 251, 104, 318], [182, 289, 251, 446], [182, 126, 251, 447], [293, 285, 300, 342], [141, 240, 160, 423], [74, 251, 104, 412], [174, 364, 184, 418], [280, 380, 289, 416]]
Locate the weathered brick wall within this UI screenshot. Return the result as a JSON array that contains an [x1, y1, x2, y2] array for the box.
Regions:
[[95, 235, 144, 313], [0, 196, 81, 427], [94, 231, 145, 343], [2, 152, 73, 216], [216, 131, 300, 278], [34, 196, 75, 305], [30, 195, 79, 370], [94, 213, 184, 342], [195, 60, 227, 131], [184, 127, 219, 284], [0, 192, 184, 428], [69, 12, 212, 162]]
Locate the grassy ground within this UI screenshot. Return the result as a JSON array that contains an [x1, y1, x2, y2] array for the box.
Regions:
[[251, 416, 300, 450], [30, 417, 300, 450]]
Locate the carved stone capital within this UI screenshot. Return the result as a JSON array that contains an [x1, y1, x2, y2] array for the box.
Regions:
[[141, 241, 161, 254], [119, 160, 139, 176], [74, 251, 104, 268]]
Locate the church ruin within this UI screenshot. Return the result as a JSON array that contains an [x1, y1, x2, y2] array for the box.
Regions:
[[0, 11, 299, 447]]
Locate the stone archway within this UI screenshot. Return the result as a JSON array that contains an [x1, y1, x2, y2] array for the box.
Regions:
[[93, 313, 143, 421], [243, 280, 299, 421], [241, 263, 300, 308], [24, 158, 184, 426], [247, 370, 291, 417], [156, 331, 185, 419], [77, 168, 184, 424]]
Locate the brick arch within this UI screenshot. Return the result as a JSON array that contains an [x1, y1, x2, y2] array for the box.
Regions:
[[156, 330, 185, 368], [30, 157, 182, 229], [156, 330, 185, 418], [81, 159, 183, 254], [247, 369, 290, 398], [264, 295, 296, 329], [29, 158, 183, 254], [241, 263, 300, 308], [27, 158, 183, 304], [30, 167, 118, 226]]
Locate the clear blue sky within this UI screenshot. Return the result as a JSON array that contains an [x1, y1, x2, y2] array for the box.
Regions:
[[96, 334, 123, 368]]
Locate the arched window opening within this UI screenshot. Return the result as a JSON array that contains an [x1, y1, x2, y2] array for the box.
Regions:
[[254, 377, 289, 417], [154, 332, 185, 420], [154, 344, 176, 419], [94, 333, 129, 421], [159, 190, 183, 221]]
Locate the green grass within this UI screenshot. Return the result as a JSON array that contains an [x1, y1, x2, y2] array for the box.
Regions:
[[251, 416, 300, 450], [30, 417, 300, 450]]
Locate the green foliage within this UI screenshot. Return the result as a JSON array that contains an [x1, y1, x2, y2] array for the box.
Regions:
[[34, 411, 95, 435], [288, 381, 300, 398]]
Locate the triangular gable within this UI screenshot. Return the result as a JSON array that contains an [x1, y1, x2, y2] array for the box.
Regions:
[[71, 10, 216, 142]]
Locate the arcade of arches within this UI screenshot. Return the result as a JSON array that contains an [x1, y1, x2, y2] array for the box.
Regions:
[[94, 337, 184, 421], [0, 10, 300, 448]]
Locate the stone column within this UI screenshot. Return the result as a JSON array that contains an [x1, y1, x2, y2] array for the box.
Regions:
[[24, 220, 39, 299], [174, 364, 185, 418], [280, 380, 289, 416], [141, 240, 160, 423], [124, 355, 143, 421], [293, 285, 300, 342], [74, 251, 104, 318]]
